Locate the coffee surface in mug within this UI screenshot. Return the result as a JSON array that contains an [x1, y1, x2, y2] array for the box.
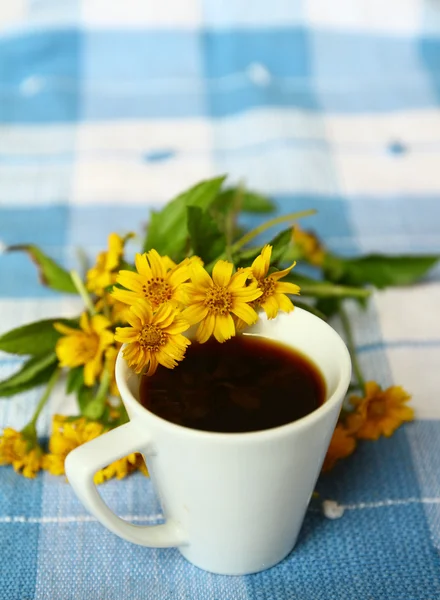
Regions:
[[138, 335, 326, 433]]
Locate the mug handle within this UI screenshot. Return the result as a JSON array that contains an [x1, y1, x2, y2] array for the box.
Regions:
[[64, 419, 187, 548]]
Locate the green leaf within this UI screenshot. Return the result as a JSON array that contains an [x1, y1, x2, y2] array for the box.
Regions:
[[8, 245, 77, 293], [143, 176, 226, 260], [187, 206, 226, 263], [66, 366, 84, 395], [0, 318, 75, 356], [0, 353, 58, 397], [324, 254, 439, 289], [233, 229, 293, 268], [268, 229, 293, 265], [212, 188, 276, 215]]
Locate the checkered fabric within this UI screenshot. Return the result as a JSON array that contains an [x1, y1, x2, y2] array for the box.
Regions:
[[1, 2, 440, 598]]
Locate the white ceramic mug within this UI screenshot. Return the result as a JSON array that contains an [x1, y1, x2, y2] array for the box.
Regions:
[[65, 308, 351, 575]]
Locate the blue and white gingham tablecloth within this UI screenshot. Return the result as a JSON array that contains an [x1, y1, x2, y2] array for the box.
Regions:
[[1, 2, 440, 598]]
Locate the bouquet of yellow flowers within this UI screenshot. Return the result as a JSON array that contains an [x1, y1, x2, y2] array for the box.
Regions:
[[0, 176, 436, 482]]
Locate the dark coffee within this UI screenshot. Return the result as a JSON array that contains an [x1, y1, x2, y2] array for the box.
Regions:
[[139, 335, 326, 433]]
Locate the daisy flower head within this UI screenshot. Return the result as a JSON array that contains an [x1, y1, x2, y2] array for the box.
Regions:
[[346, 382, 414, 440], [250, 244, 300, 319], [182, 260, 262, 344], [86, 232, 125, 296], [115, 300, 190, 376], [112, 249, 190, 310], [54, 313, 114, 387]]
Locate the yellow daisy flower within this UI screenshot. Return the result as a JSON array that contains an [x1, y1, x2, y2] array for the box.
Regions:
[[250, 245, 300, 319], [322, 424, 356, 472], [93, 453, 148, 484], [87, 232, 125, 296], [346, 381, 414, 440], [54, 313, 114, 387], [115, 300, 190, 376], [112, 249, 190, 310], [43, 415, 103, 476], [43, 415, 147, 484], [0, 428, 43, 479], [292, 225, 326, 267], [182, 260, 262, 343]]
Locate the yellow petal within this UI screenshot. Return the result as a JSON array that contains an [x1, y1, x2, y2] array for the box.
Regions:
[[117, 271, 144, 293], [261, 295, 279, 319], [228, 268, 252, 291], [152, 303, 175, 326], [91, 314, 111, 333], [276, 293, 294, 313], [275, 281, 300, 296], [231, 302, 259, 325], [163, 318, 190, 336], [233, 285, 262, 302], [130, 300, 153, 325], [106, 233, 123, 270], [79, 312, 91, 333], [213, 313, 235, 343], [156, 349, 179, 369], [112, 288, 139, 305], [270, 260, 297, 281], [145, 354, 158, 376], [147, 249, 166, 279], [190, 264, 212, 290], [53, 322, 79, 335], [182, 303, 209, 325], [168, 262, 191, 288], [212, 260, 233, 287], [84, 358, 99, 386], [114, 327, 139, 343], [196, 314, 216, 343], [135, 253, 153, 279], [251, 245, 272, 279], [162, 256, 177, 271]]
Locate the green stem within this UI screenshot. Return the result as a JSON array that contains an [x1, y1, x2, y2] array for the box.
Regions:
[[83, 368, 110, 420], [299, 283, 371, 299], [70, 270, 96, 316], [21, 368, 61, 445], [206, 208, 317, 271], [31, 368, 61, 426], [339, 305, 366, 394], [232, 209, 317, 252]]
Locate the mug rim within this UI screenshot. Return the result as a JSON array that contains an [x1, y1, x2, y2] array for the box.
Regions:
[[115, 308, 352, 443]]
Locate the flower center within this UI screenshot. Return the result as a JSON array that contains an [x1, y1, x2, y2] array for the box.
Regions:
[[77, 334, 99, 362], [139, 324, 167, 351], [257, 277, 276, 304], [370, 399, 386, 417], [142, 277, 173, 308], [204, 285, 233, 315]]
